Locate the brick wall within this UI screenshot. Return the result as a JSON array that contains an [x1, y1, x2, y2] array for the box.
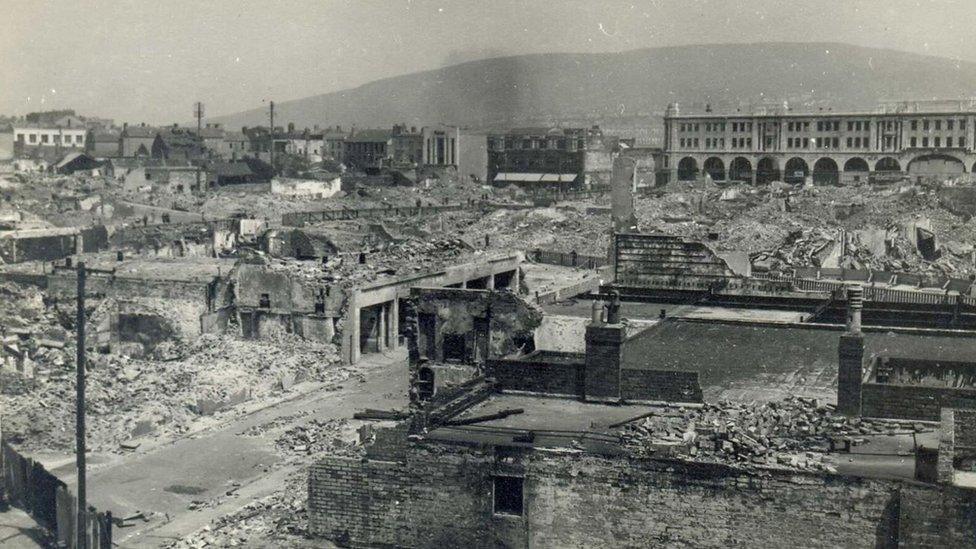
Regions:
[[954, 408, 976, 450], [861, 382, 976, 421], [489, 353, 584, 396], [308, 441, 954, 548], [620, 368, 702, 403], [898, 484, 976, 548], [584, 324, 624, 401], [308, 445, 495, 548]]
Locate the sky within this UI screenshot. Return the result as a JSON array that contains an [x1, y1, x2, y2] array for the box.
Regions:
[[2, 0, 974, 124]]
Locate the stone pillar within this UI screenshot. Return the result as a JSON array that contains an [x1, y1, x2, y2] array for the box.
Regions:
[[486, 275, 495, 290], [342, 290, 360, 365], [511, 268, 520, 293], [389, 298, 399, 349], [837, 285, 865, 416], [377, 303, 387, 351]]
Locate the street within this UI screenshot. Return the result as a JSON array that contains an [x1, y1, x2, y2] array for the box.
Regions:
[[48, 349, 407, 548]]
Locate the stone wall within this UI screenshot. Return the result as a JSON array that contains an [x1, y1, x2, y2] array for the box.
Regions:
[[899, 484, 976, 548], [861, 382, 976, 421], [308, 441, 936, 549], [620, 368, 702, 403]]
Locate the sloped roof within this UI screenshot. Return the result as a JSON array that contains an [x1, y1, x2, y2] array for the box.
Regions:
[[122, 126, 159, 138], [212, 161, 255, 178], [91, 131, 120, 142], [198, 127, 225, 139], [55, 152, 88, 169]]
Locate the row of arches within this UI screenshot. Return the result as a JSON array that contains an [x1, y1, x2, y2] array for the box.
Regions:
[[677, 154, 971, 183]]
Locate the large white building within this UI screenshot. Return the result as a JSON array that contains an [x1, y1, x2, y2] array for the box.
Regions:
[[14, 126, 87, 150], [663, 99, 976, 184]]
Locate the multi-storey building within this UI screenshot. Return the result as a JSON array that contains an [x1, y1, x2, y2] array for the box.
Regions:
[[487, 127, 604, 190], [343, 129, 392, 171], [13, 125, 87, 153], [663, 99, 976, 184], [421, 124, 459, 167]]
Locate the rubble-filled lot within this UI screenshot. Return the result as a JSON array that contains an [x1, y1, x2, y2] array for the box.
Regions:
[[619, 395, 933, 473], [0, 281, 348, 453]]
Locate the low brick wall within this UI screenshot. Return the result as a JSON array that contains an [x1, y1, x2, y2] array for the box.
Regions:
[[309, 441, 969, 548], [861, 382, 976, 421], [488, 352, 584, 396]]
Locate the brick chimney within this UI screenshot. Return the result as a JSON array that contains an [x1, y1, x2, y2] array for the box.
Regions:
[[838, 285, 865, 416], [584, 291, 624, 403]]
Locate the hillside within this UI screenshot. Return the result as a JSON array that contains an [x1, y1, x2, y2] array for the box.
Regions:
[[210, 42, 976, 133]]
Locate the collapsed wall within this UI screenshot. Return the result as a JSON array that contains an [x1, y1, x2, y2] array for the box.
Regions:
[[613, 232, 742, 288]]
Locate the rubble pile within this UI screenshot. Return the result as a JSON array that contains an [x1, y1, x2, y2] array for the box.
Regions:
[[165, 469, 314, 549], [619, 396, 931, 472], [274, 418, 362, 457], [0, 333, 347, 453], [261, 235, 480, 289]]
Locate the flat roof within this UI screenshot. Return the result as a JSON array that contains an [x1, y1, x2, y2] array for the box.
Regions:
[[427, 393, 652, 451], [625, 319, 976, 403]]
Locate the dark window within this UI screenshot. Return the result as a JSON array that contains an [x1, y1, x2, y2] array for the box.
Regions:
[[911, 121, 918, 130], [948, 120, 954, 130], [936, 120, 942, 130], [922, 137, 929, 147], [259, 293, 270, 308], [947, 137, 953, 147], [962, 137, 967, 147], [493, 476, 524, 516], [911, 137, 917, 147], [443, 333, 466, 362]]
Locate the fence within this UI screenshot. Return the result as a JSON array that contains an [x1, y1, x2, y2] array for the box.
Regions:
[[526, 188, 609, 202], [533, 276, 602, 305], [531, 249, 608, 270], [756, 272, 976, 308], [1, 435, 112, 548], [282, 203, 470, 226], [764, 267, 975, 296]]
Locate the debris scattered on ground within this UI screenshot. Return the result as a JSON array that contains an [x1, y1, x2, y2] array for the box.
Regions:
[[619, 395, 932, 472]]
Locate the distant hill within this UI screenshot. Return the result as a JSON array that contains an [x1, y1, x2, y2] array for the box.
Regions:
[[209, 42, 976, 132]]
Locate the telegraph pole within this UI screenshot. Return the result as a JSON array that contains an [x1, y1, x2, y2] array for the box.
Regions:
[[269, 100, 275, 171], [194, 102, 205, 191], [76, 261, 87, 549]]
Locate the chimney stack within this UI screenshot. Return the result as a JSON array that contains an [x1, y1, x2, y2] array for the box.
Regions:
[[584, 291, 624, 403], [837, 285, 866, 416], [846, 285, 863, 334]]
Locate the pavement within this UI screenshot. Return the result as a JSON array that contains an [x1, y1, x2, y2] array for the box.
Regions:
[[47, 348, 408, 548], [0, 504, 52, 549]]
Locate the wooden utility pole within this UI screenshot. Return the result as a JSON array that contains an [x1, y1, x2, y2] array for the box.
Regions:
[[269, 101, 275, 171], [76, 261, 87, 549], [194, 102, 205, 191]]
